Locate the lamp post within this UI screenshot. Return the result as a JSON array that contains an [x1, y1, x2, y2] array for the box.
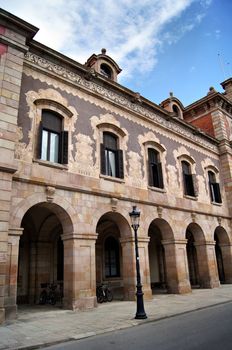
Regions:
[[129, 205, 147, 319]]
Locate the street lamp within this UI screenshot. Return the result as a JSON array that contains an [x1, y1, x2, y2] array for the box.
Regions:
[[129, 205, 147, 319]]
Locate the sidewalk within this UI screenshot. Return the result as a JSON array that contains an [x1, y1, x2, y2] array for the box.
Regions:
[[0, 285, 232, 350]]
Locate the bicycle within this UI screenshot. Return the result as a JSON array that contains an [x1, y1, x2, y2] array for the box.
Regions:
[[39, 283, 57, 305], [96, 284, 113, 303]]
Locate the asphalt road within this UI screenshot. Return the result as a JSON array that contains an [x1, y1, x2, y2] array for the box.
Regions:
[[44, 302, 232, 350]]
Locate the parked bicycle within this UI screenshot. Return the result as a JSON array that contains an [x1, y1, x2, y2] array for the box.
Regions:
[[96, 284, 113, 303], [39, 283, 58, 305]]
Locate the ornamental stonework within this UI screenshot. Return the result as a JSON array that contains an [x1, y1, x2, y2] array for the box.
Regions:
[[24, 53, 219, 155]]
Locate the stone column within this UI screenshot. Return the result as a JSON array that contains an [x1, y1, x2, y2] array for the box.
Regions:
[[120, 237, 136, 301], [0, 11, 37, 324], [162, 239, 191, 294], [4, 228, 23, 320], [219, 243, 232, 283], [194, 241, 220, 288], [62, 233, 97, 310], [120, 236, 152, 301]]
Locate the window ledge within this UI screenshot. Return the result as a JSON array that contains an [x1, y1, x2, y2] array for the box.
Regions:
[[100, 174, 125, 183], [148, 186, 166, 193], [211, 201, 222, 206], [33, 158, 68, 170], [184, 194, 198, 201]]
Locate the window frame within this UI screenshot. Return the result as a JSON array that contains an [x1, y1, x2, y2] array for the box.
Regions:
[[142, 140, 166, 192], [104, 235, 120, 278], [208, 170, 222, 204], [37, 110, 68, 165], [147, 148, 164, 189], [181, 160, 196, 197]]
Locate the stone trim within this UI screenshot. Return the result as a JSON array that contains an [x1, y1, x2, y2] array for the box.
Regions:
[[162, 239, 188, 245], [62, 233, 98, 241]]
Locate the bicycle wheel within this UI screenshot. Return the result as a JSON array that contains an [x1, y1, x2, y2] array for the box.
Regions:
[[106, 289, 113, 302], [39, 290, 47, 304], [96, 290, 104, 303], [49, 293, 56, 305]]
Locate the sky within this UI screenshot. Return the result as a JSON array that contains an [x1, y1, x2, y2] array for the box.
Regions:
[[0, 0, 231, 107]]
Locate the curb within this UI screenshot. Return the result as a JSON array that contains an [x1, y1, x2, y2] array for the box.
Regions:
[[9, 300, 232, 350]]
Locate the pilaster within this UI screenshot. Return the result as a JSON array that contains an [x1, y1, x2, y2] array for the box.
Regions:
[[61, 233, 97, 310], [219, 243, 232, 283], [194, 241, 220, 288], [162, 239, 191, 294], [4, 228, 23, 321]]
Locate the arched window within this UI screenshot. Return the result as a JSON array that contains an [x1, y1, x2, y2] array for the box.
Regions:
[[38, 110, 68, 164], [100, 64, 112, 79], [172, 104, 180, 117], [148, 148, 164, 188], [104, 236, 120, 277], [182, 161, 196, 197], [208, 171, 222, 203], [100, 132, 124, 178]]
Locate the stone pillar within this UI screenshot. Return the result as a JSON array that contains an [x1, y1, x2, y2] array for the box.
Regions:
[[219, 243, 232, 283], [194, 241, 220, 288], [120, 237, 136, 300], [62, 233, 97, 311], [4, 228, 23, 321], [121, 236, 152, 301], [162, 239, 191, 294], [0, 10, 38, 324]]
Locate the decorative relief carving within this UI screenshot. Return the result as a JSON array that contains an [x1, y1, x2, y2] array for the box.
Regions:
[[127, 151, 144, 188], [69, 133, 97, 176], [191, 212, 197, 223], [157, 206, 163, 218], [197, 175, 207, 202], [46, 186, 56, 202], [111, 197, 118, 211], [25, 53, 219, 154], [217, 216, 222, 226], [166, 165, 180, 195]]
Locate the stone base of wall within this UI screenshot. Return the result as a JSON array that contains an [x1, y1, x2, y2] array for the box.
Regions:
[[0, 308, 5, 324], [201, 280, 220, 289], [5, 305, 17, 321], [64, 296, 97, 311], [168, 282, 192, 294]]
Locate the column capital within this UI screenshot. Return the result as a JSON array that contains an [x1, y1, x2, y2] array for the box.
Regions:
[[61, 233, 98, 241], [120, 236, 150, 244], [162, 239, 188, 246], [194, 240, 216, 247], [8, 228, 24, 237]]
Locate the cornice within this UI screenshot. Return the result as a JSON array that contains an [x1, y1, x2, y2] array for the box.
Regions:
[[25, 52, 219, 153], [184, 92, 232, 116]]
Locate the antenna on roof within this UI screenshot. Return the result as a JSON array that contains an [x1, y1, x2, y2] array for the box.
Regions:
[[226, 62, 232, 76], [217, 53, 226, 79]]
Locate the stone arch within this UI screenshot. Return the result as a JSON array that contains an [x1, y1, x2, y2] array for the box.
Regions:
[[148, 218, 175, 293], [95, 210, 133, 301], [10, 192, 76, 234], [186, 222, 206, 243], [214, 226, 232, 283]]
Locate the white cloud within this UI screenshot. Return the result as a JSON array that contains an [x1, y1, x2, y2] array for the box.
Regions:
[[1, 0, 211, 81]]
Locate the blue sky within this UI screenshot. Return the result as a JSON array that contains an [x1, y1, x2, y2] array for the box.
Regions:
[[0, 0, 231, 106]]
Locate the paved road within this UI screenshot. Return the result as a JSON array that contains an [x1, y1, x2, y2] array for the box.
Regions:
[[44, 302, 232, 350]]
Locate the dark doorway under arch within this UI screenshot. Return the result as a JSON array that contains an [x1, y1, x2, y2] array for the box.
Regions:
[[17, 204, 64, 305]]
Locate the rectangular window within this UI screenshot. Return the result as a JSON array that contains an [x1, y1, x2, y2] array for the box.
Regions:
[[41, 129, 59, 163], [101, 132, 124, 179], [38, 111, 68, 165], [148, 148, 164, 188]]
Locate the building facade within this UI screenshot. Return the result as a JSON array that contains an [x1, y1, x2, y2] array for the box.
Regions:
[[0, 9, 232, 324]]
